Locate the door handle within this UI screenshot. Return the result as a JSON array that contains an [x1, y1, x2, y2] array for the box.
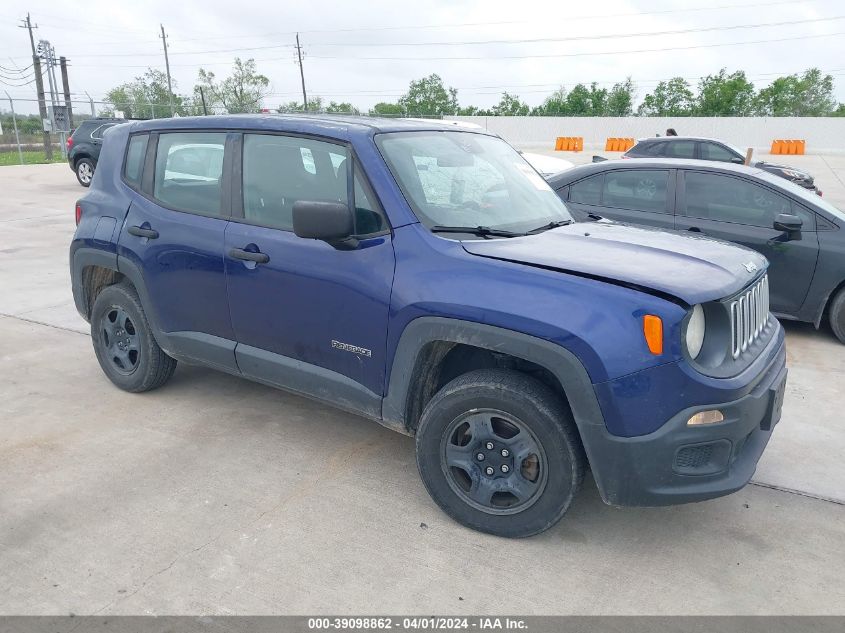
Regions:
[[230, 247, 270, 264], [128, 225, 159, 239]]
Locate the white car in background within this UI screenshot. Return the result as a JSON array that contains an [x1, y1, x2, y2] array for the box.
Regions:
[[402, 119, 576, 179], [520, 152, 575, 178]]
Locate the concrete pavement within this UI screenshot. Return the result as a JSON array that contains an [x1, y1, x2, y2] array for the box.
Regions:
[[0, 163, 843, 615]]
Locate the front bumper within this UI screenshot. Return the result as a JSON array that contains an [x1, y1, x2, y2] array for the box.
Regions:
[[582, 324, 787, 507]]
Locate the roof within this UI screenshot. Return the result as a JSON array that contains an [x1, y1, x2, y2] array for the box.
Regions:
[[547, 158, 766, 187], [127, 113, 495, 138], [636, 135, 731, 144]]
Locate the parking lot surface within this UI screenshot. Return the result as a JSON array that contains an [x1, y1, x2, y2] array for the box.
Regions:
[[1, 163, 844, 615]]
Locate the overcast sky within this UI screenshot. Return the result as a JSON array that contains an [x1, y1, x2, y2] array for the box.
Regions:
[[1, 0, 844, 115]]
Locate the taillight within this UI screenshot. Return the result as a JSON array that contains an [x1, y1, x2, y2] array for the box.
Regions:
[[66, 136, 74, 150], [75, 202, 82, 226]]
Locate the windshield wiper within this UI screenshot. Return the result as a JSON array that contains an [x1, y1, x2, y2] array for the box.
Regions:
[[430, 225, 525, 238], [526, 219, 573, 234]]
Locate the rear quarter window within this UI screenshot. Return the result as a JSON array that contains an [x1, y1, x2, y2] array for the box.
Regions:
[[123, 134, 148, 189]]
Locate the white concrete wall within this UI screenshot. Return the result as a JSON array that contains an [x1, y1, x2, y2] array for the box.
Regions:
[[445, 116, 845, 154]]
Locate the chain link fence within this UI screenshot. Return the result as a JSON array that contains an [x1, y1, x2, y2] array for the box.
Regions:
[[1, 95, 448, 165]]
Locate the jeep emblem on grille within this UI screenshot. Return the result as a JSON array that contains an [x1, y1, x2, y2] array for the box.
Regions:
[[743, 261, 759, 273]]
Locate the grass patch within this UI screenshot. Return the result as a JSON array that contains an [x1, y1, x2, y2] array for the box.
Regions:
[[0, 150, 66, 166]]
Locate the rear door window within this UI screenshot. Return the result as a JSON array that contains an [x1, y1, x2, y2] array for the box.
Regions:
[[152, 132, 226, 216], [664, 141, 696, 159], [601, 170, 669, 212]]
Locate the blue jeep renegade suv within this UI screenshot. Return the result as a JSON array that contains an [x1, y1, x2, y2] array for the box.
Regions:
[[70, 115, 787, 537]]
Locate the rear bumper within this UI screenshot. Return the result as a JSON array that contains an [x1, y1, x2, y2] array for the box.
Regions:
[[582, 325, 787, 507]]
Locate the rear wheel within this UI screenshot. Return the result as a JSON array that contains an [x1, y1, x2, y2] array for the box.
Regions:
[[415, 368, 585, 538], [829, 287, 845, 344], [90, 283, 176, 392], [75, 158, 95, 187]]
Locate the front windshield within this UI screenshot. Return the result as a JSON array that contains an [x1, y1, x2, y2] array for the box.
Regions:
[[377, 131, 572, 234]]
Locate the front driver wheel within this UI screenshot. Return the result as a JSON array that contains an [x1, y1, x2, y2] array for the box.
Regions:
[[76, 158, 95, 187], [415, 368, 585, 537]]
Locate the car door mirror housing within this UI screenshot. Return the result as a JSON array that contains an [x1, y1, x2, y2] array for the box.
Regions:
[[292, 200, 355, 247], [773, 213, 803, 240], [730, 156, 745, 164]]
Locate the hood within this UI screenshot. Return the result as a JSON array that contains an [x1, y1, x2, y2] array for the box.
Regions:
[[755, 161, 813, 180], [460, 221, 767, 305]]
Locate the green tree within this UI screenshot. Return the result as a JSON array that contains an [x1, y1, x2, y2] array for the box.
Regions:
[[564, 84, 592, 115], [531, 87, 568, 115], [606, 78, 636, 116], [324, 101, 360, 114], [277, 96, 323, 113], [195, 58, 270, 114], [369, 102, 404, 116], [637, 77, 695, 116], [398, 74, 458, 116], [491, 92, 529, 116], [696, 69, 755, 116], [105, 69, 187, 118], [754, 68, 837, 116]]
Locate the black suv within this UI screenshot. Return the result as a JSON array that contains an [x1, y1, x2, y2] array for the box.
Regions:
[[66, 118, 122, 186], [623, 136, 819, 193]]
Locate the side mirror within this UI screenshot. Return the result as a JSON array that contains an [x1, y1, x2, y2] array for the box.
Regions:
[[292, 200, 355, 248], [773, 213, 803, 240], [730, 156, 745, 165]]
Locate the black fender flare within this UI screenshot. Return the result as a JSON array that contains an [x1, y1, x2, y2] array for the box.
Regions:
[[382, 316, 611, 478], [70, 247, 118, 319]]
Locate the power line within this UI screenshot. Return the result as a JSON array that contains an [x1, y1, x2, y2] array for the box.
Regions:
[[20, 12, 842, 60], [161, 0, 828, 40], [63, 28, 845, 70], [304, 15, 845, 47], [307, 30, 845, 61]]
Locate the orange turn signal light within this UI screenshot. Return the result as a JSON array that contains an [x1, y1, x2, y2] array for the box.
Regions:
[[643, 315, 663, 355]]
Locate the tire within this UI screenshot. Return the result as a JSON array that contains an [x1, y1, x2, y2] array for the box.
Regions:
[[415, 368, 585, 538], [75, 158, 95, 187], [829, 287, 845, 344], [90, 282, 177, 392]]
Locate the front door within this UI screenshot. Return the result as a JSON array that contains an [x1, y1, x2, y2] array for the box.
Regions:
[[675, 170, 819, 314], [224, 132, 395, 399]]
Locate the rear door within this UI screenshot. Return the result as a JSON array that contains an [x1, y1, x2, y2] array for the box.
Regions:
[[118, 130, 236, 367], [564, 169, 675, 231], [224, 132, 395, 398], [675, 170, 820, 314]]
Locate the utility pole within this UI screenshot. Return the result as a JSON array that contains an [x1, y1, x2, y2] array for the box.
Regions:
[[295, 33, 308, 112], [160, 24, 175, 117], [19, 13, 51, 159], [60, 56, 73, 130], [39, 40, 66, 157], [199, 86, 208, 115], [4, 91, 24, 165]]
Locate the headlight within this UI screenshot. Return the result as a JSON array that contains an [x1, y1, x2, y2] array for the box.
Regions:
[[781, 169, 804, 179], [685, 304, 706, 359]]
